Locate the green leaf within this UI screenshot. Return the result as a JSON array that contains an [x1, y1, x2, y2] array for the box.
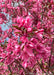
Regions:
[[15, 32, 20, 34], [1, 44, 4, 47], [44, 62, 47, 66], [0, 62, 4, 66], [8, 73, 12, 75], [51, 11, 54, 15], [18, 41, 22, 45]]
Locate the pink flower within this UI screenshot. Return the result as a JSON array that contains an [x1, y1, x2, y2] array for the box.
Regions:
[[22, 61, 27, 68], [23, 45, 34, 57], [27, 27, 32, 33]]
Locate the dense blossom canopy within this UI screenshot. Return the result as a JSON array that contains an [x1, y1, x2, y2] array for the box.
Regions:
[[0, 0, 54, 75]]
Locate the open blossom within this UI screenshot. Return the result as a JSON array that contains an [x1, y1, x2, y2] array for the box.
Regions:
[[27, 27, 32, 33]]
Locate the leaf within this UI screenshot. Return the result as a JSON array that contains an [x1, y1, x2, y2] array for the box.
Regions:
[[13, 26, 21, 30], [51, 11, 54, 15], [15, 32, 21, 34], [44, 62, 47, 66], [1, 44, 4, 47], [0, 62, 3, 66], [18, 41, 22, 45], [32, 1, 36, 4], [21, 45, 24, 50], [51, 34, 54, 38], [8, 73, 12, 75]]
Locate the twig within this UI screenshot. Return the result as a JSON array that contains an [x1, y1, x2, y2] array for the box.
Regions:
[[8, 65, 12, 75], [37, 60, 46, 73], [48, 39, 54, 72]]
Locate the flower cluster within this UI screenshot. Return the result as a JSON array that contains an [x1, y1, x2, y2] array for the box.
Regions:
[[0, 0, 54, 75]]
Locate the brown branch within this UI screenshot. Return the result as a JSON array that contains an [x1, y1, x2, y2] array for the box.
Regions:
[[48, 39, 54, 72], [37, 60, 46, 73], [8, 65, 12, 75], [14, 59, 29, 74]]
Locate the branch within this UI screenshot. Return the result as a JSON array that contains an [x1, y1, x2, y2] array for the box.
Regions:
[[8, 65, 12, 75], [37, 60, 46, 73], [48, 39, 54, 72], [14, 59, 28, 74]]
